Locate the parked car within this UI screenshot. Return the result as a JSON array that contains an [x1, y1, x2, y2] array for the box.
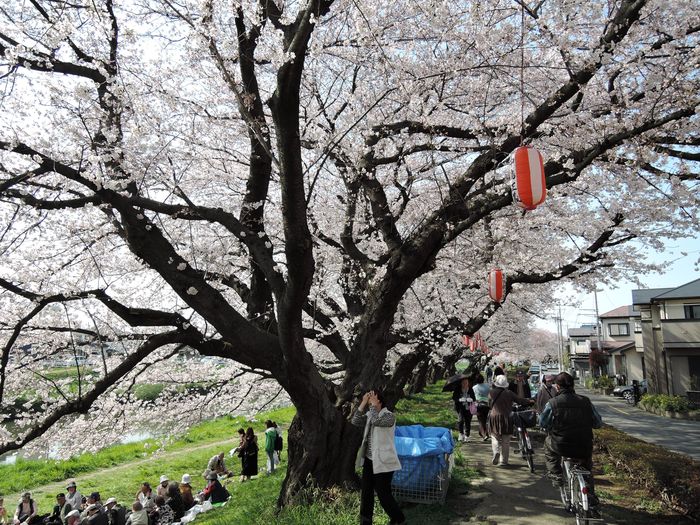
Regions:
[[528, 374, 540, 397], [612, 380, 648, 400]]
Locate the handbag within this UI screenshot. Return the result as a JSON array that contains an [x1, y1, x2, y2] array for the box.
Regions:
[[468, 402, 477, 416]]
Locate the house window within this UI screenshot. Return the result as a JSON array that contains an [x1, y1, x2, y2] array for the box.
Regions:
[[608, 323, 629, 336], [684, 305, 700, 319], [634, 320, 642, 333]]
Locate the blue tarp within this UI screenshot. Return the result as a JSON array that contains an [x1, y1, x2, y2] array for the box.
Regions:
[[394, 425, 454, 457], [392, 426, 454, 491]]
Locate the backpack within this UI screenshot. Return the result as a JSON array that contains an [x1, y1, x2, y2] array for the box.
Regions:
[[274, 434, 283, 451]]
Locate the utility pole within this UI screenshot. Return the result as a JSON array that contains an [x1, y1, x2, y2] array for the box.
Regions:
[[557, 303, 564, 373], [553, 306, 563, 372], [593, 289, 602, 377]]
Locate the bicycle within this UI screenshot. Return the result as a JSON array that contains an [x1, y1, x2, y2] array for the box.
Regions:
[[512, 404, 535, 473], [559, 457, 603, 525]]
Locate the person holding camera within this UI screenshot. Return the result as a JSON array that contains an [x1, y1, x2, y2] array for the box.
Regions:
[[351, 389, 406, 525]]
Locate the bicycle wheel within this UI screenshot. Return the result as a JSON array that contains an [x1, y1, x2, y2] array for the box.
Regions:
[[572, 473, 590, 525], [623, 391, 633, 404], [518, 430, 527, 459], [526, 450, 534, 472]]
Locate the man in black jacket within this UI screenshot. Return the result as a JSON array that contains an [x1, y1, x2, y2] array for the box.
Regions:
[[43, 493, 71, 525], [539, 372, 603, 506]]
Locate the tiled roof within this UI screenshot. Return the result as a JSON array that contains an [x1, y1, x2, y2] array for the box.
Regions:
[[632, 287, 673, 305], [652, 277, 700, 300], [632, 278, 700, 304], [600, 305, 639, 318], [568, 327, 597, 337]]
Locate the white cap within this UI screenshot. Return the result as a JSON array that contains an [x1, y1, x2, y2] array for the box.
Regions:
[[159, 475, 169, 483], [181, 474, 191, 484], [105, 498, 117, 506], [493, 375, 509, 388]]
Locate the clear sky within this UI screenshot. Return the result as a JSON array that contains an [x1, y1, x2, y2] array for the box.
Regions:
[[537, 235, 700, 334]]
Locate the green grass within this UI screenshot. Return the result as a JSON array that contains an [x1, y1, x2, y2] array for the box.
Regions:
[[0, 408, 295, 509], [395, 384, 455, 429], [39, 368, 97, 381], [1, 384, 474, 524], [196, 382, 477, 525]]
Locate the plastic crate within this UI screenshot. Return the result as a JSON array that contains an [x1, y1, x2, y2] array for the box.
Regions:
[[391, 451, 454, 504]]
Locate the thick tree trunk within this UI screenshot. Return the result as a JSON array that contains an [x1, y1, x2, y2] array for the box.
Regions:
[[407, 359, 429, 395], [277, 394, 362, 506]]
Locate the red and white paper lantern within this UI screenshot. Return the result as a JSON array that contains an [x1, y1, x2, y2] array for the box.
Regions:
[[488, 268, 505, 303], [512, 146, 546, 210]]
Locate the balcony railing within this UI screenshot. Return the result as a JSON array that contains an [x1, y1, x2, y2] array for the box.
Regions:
[[661, 319, 700, 346]]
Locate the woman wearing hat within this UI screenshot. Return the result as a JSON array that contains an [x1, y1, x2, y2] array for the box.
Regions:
[[179, 475, 195, 511], [156, 476, 169, 499], [64, 482, 82, 513], [488, 374, 533, 467], [200, 472, 229, 504]]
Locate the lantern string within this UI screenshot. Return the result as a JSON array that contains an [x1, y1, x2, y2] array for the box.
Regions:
[[519, 1, 525, 146]]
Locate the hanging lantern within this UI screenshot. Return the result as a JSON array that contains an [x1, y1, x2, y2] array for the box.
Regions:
[[512, 146, 546, 210], [488, 268, 505, 303]]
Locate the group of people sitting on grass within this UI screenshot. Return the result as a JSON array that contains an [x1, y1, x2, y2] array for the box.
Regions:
[[1, 421, 284, 525]]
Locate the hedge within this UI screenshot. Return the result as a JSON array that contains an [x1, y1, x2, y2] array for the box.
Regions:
[[594, 426, 700, 520], [640, 393, 692, 413]]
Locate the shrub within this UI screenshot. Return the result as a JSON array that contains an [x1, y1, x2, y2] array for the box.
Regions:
[[641, 393, 690, 413], [597, 375, 614, 389]]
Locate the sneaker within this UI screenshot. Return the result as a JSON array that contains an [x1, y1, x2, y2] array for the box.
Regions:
[[498, 462, 509, 467], [492, 453, 500, 465], [482, 435, 490, 442], [464, 435, 471, 442]]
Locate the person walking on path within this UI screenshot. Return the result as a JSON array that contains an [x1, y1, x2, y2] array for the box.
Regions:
[[351, 389, 406, 525], [452, 376, 476, 442], [264, 420, 277, 474], [539, 372, 603, 508], [509, 370, 532, 399], [472, 374, 490, 441], [535, 374, 556, 413], [488, 374, 533, 466]]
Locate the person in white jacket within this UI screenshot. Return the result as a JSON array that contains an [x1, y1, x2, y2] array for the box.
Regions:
[[351, 389, 406, 525]]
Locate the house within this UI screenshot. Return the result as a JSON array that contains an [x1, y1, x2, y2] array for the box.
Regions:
[[632, 278, 700, 397], [598, 305, 644, 383], [565, 324, 599, 379]]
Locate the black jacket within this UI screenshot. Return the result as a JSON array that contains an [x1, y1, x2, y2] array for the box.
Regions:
[[508, 380, 531, 399], [452, 387, 475, 412], [548, 389, 596, 457]]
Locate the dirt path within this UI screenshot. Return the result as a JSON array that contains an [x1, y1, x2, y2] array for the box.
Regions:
[[6, 437, 237, 503], [447, 432, 576, 525], [445, 429, 692, 525]]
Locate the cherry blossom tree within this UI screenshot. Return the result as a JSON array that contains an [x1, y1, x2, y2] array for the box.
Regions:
[[1, 0, 698, 505]]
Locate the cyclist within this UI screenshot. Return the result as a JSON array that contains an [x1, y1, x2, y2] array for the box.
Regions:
[[539, 372, 603, 507]]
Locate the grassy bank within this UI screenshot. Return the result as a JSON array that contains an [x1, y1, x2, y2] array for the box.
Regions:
[[1, 384, 474, 524], [196, 383, 476, 525], [0, 407, 294, 510], [594, 425, 700, 521]]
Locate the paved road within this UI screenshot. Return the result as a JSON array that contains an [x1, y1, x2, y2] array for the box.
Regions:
[[580, 387, 700, 460]]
